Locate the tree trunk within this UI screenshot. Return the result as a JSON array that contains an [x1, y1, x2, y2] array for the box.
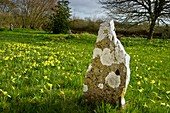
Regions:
[[148, 19, 156, 40]]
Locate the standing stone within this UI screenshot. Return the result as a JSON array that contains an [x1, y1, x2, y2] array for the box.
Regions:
[[68, 29, 72, 38], [10, 23, 14, 31], [83, 19, 130, 108]]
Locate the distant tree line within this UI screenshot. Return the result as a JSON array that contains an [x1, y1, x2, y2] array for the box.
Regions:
[[70, 18, 170, 39], [70, 17, 103, 34], [0, 0, 170, 39]]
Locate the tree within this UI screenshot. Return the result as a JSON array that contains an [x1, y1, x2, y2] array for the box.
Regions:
[[99, 0, 170, 39], [12, 0, 57, 29], [0, 0, 15, 28], [51, 0, 71, 34], [0, 0, 15, 13], [0, 0, 57, 29]]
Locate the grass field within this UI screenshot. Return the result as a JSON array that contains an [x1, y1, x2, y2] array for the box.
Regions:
[[0, 29, 170, 113]]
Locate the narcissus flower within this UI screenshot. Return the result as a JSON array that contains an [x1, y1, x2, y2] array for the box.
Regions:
[[138, 88, 144, 93], [150, 80, 155, 84]]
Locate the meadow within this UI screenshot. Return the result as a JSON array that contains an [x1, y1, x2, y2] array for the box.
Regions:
[[0, 29, 170, 113]]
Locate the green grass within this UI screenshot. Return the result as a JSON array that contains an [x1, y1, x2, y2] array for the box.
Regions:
[[0, 29, 170, 113]]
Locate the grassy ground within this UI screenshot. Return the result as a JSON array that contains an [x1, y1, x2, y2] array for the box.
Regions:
[[0, 29, 170, 113]]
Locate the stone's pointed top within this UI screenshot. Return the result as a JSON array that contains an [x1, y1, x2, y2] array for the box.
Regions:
[[100, 19, 115, 30], [109, 19, 115, 31], [97, 19, 117, 43], [105, 18, 114, 24]]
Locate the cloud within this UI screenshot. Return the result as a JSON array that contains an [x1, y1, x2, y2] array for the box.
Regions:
[[69, 0, 106, 18]]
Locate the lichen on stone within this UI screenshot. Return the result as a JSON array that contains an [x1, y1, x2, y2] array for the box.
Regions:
[[83, 84, 88, 92], [96, 23, 110, 43], [105, 71, 120, 88], [115, 46, 124, 64], [98, 83, 104, 89], [93, 48, 102, 59], [100, 48, 114, 66]]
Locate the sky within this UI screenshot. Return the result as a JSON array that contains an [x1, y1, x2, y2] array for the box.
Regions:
[[69, 0, 107, 19]]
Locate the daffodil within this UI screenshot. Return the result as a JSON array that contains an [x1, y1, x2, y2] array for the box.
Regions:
[[43, 76, 48, 80], [3, 57, 9, 60], [137, 81, 141, 85], [62, 67, 65, 70], [144, 77, 148, 81], [40, 89, 44, 93], [148, 67, 151, 70], [129, 85, 133, 88], [0, 50, 5, 53], [144, 103, 148, 108], [138, 88, 144, 93], [69, 77, 72, 81], [12, 78, 16, 83], [58, 66, 61, 70], [60, 91, 64, 95], [33, 62, 36, 67], [47, 82, 53, 90], [48, 56, 53, 60], [166, 91, 170, 94], [12, 86, 15, 90], [10, 57, 13, 60], [37, 52, 40, 55], [150, 99, 156, 103], [150, 80, 155, 84], [51, 62, 54, 66], [2, 91, 11, 98], [136, 67, 138, 71], [160, 103, 166, 106]]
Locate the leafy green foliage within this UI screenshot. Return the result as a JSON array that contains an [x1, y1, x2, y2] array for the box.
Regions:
[[0, 30, 170, 112], [49, 0, 71, 34]]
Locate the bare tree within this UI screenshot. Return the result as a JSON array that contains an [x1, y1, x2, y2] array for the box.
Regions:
[[0, 0, 15, 13], [11, 0, 57, 28], [99, 0, 170, 39], [0, 0, 15, 28], [28, 0, 57, 29], [0, 0, 58, 29]]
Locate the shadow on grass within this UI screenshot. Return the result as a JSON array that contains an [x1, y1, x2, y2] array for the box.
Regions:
[[0, 94, 93, 113]]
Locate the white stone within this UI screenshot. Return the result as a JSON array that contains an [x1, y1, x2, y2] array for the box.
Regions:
[[83, 84, 88, 92], [105, 72, 120, 88], [98, 83, 104, 89], [84, 19, 130, 108]]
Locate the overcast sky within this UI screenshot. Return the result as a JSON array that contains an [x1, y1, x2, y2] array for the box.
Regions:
[[69, 0, 107, 19]]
